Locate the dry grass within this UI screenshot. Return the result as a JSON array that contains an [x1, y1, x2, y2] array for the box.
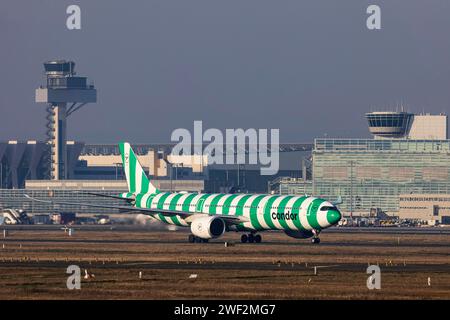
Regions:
[[0, 228, 449, 299]]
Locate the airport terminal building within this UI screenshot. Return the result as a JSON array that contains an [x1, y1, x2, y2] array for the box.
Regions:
[[312, 138, 450, 218], [277, 111, 450, 222]]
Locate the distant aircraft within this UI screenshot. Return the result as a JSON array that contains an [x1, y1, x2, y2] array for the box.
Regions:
[[26, 142, 342, 244]]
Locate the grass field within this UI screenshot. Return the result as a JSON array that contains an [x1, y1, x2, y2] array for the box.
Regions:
[[0, 227, 449, 299]]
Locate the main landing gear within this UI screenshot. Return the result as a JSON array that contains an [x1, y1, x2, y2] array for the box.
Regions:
[[240, 233, 262, 243], [311, 229, 321, 244], [188, 234, 209, 243]]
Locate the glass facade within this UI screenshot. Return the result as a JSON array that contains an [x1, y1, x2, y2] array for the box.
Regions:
[[366, 112, 413, 138], [366, 112, 411, 128], [0, 189, 127, 214], [269, 177, 313, 196], [311, 139, 450, 215], [277, 139, 450, 216]]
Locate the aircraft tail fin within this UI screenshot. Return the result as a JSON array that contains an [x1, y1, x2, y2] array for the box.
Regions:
[[118, 142, 159, 194]]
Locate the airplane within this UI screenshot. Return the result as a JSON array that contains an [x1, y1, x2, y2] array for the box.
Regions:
[[26, 142, 342, 244]]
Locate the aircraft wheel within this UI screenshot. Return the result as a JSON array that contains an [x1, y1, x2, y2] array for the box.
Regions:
[[248, 234, 255, 243], [311, 238, 321, 244], [188, 235, 195, 243], [254, 234, 262, 243], [202, 238, 209, 243], [241, 234, 248, 243]]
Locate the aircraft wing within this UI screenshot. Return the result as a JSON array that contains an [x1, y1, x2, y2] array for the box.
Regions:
[[24, 194, 248, 225]]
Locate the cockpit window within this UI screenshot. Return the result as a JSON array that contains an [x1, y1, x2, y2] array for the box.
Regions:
[[320, 206, 337, 211]]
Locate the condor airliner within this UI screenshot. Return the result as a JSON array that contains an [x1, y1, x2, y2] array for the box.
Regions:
[[26, 142, 342, 244]]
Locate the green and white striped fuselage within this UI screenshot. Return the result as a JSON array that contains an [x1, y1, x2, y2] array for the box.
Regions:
[[129, 192, 340, 232]]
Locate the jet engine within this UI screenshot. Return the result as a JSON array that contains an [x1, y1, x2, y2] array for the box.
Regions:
[[190, 216, 226, 239], [284, 230, 314, 239]]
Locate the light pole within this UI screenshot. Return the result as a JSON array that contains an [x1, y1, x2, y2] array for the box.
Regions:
[[169, 162, 173, 192], [237, 164, 240, 188], [349, 160, 354, 219]]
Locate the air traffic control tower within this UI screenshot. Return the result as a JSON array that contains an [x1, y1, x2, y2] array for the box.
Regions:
[[35, 60, 97, 180]]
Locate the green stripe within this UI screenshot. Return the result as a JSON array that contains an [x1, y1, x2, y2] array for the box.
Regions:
[[195, 194, 211, 212], [169, 193, 184, 210], [141, 173, 149, 193], [277, 196, 294, 230], [249, 195, 265, 230], [209, 194, 227, 214], [146, 194, 156, 208], [157, 192, 171, 209], [129, 150, 136, 193], [263, 196, 278, 229], [135, 193, 144, 208], [307, 198, 324, 230], [236, 195, 253, 216], [222, 194, 239, 215], [203, 194, 218, 214], [182, 193, 197, 212], [291, 196, 307, 230], [156, 193, 171, 223], [168, 193, 184, 225]]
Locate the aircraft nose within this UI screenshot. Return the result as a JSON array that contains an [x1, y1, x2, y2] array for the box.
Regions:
[[326, 209, 341, 226]]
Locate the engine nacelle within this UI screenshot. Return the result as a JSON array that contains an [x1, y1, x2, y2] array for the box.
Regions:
[[190, 216, 226, 239], [284, 230, 314, 239]]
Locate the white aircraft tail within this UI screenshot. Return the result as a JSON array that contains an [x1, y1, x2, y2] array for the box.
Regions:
[[118, 142, 159, 194]]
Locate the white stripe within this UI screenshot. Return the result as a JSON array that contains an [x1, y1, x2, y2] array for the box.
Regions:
[[125, 143, 131, 192], [228, 194, 247, 216], [285, 196, 300, 230], [241, 194, 260, 229], [177, 217, 189, 226], [299, 197, 315, 230], [242, 194, 260, 218], [270, 196, 287, 229], [203, 194, 219, 214], [189, 193, 205, 213], [162, 193, 178, 225], [175, 193, 192, 226], [176, 193, 192, 211], [317, 202, 331, 228], [163, 193, 178, 210], [216, 194, 233, 214], [140, 193, 152, 208], [256, 195, 274, 229], [151, 192, 166, 208], [135, 161, 142, 193], [149, 192, 163, 221]]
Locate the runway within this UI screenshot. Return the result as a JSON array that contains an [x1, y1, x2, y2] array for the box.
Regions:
[[4, 224, 450, 234], [0, 226, 449, 299]]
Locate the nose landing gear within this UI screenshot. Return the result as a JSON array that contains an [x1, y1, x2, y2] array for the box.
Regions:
[[241, 233, 262, 243], [311, 229, 321, 244]]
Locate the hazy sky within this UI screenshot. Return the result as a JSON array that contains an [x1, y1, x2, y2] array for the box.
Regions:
[[1, 0, 449, 143]]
